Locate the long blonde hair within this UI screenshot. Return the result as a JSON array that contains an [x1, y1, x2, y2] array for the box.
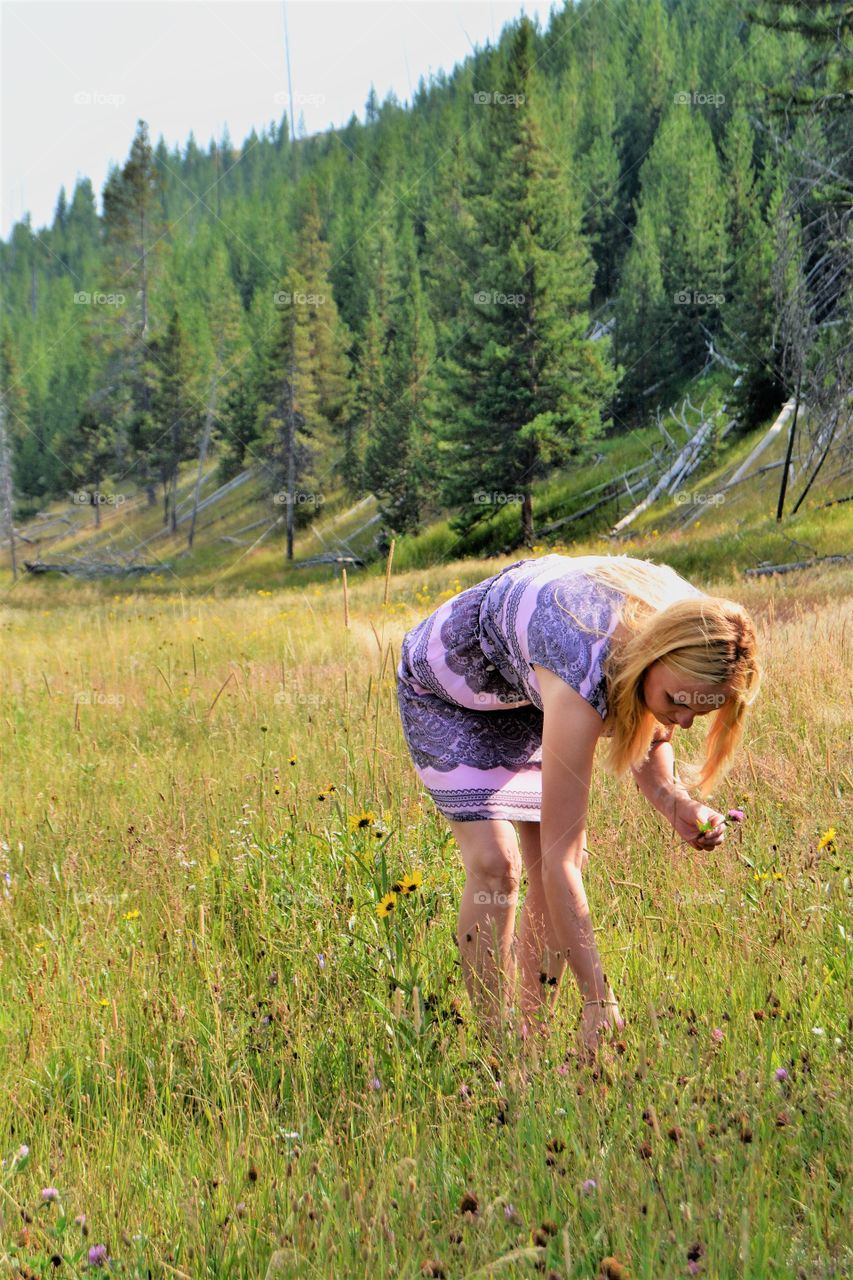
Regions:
[[552, 555, 761, 799]]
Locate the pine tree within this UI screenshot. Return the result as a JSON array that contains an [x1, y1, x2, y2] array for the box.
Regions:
[[346, 289, 386, 496], [575, 66, 622, 302], [56, 402, 117, 528], [722, 111, 785, 429], [364, 225, 438, 534], [150, 307, 202, 532], [0, 331, 29, 572], [438, 16, 617, 546], [100, 120, 169, 504], [613, 209, 670, 414], [293, 186, 354, 487], [103, 120, 165, 340], [255, 265, 320, 560], [615, 105, 729, 413]]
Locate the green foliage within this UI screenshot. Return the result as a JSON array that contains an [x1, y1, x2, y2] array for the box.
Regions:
[[0, 0, 845, 555]]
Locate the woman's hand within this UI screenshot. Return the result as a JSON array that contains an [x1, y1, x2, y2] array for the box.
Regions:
[[578, 987, 625, 1063], [673, 795, 727, 851]]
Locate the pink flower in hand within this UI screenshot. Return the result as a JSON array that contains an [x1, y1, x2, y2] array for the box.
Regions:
[[727, 809, 745, 823]]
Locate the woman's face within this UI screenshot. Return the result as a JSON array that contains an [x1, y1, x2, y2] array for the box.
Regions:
[[641, 660, 732, 730]]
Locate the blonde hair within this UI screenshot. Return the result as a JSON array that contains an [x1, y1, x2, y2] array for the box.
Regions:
[[551, 555, 761, 799]]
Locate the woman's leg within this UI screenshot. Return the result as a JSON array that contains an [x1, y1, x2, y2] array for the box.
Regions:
[[516, 820, 570, 1026], [446, 817, 522, 1037]]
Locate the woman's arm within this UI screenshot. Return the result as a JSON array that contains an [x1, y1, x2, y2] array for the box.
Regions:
[[631, 732, 688, 820], [532, 664, 611, 1003], [631, 735, 727, 851]]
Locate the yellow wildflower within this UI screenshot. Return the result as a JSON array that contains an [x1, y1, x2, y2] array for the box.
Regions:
[[376, 892, 398, 918], [348, 811, 377, 833], [395, 870, 423, 895], [123, 909, 140, 921], [98, 998, 110, 1007], [817, 827, 836, 854]]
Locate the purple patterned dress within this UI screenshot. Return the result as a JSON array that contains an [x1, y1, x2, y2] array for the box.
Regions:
[[396, 553, 698, 823]]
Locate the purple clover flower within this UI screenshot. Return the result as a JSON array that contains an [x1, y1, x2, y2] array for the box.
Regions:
[[88, 1244, 108, 1266], [41, 1187, 60, 1203]]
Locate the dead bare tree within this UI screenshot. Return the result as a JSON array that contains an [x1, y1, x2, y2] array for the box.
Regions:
[[0, 394, 16, 580], [749, 82, 853, 519]]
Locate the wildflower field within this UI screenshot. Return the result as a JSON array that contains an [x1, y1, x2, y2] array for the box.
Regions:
[[0, 556, 850, 1279]]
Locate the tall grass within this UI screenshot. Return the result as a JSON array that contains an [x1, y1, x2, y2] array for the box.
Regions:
[[0, 558, 850, 1278]]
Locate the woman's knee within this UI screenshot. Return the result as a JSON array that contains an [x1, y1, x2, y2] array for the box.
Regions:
[[451, 821, 522, 899]]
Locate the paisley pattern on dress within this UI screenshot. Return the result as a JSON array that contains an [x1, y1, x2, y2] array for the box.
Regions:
[[438, 579, 524, 701], [397, 675, 543, 773], [525, 576, 624, 718], [395, 554, 701, 823]]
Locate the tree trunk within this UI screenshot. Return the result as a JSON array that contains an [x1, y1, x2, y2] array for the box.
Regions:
[[140, 210, 149, 339], [286, 342, 296, 562], [0, 402, 17, 580], [776, 374, 801, 521], [791, 418, 840, 515], [92, 492, 101, 529], [146, 485, 156, 508], [188, 352, 221, 549], [170, 468, 178, 534], [520, 492, 534, 547]]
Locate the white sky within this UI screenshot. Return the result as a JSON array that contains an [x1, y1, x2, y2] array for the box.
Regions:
[[1, 0, 557, 239]]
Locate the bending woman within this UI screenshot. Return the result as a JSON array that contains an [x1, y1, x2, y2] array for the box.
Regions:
[[395, 553, 761, 1059]]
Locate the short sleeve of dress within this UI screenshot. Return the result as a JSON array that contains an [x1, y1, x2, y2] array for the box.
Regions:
[[524, 574, 623, 719]]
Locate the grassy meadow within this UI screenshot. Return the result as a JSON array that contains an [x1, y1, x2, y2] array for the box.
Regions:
[[0, 546, 851, 1279]]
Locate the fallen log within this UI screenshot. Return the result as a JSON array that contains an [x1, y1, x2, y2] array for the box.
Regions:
[[742, 552, 853, 578], [23, 560, 169, 578], [610, 417, 716, 535], [292, 554, 365, 569]]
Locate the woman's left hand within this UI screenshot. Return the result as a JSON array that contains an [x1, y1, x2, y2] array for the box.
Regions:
[[673, 796, 727, 851]]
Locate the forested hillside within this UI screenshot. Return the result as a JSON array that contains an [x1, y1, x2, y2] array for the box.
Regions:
[[0, 0, 849, 566]]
